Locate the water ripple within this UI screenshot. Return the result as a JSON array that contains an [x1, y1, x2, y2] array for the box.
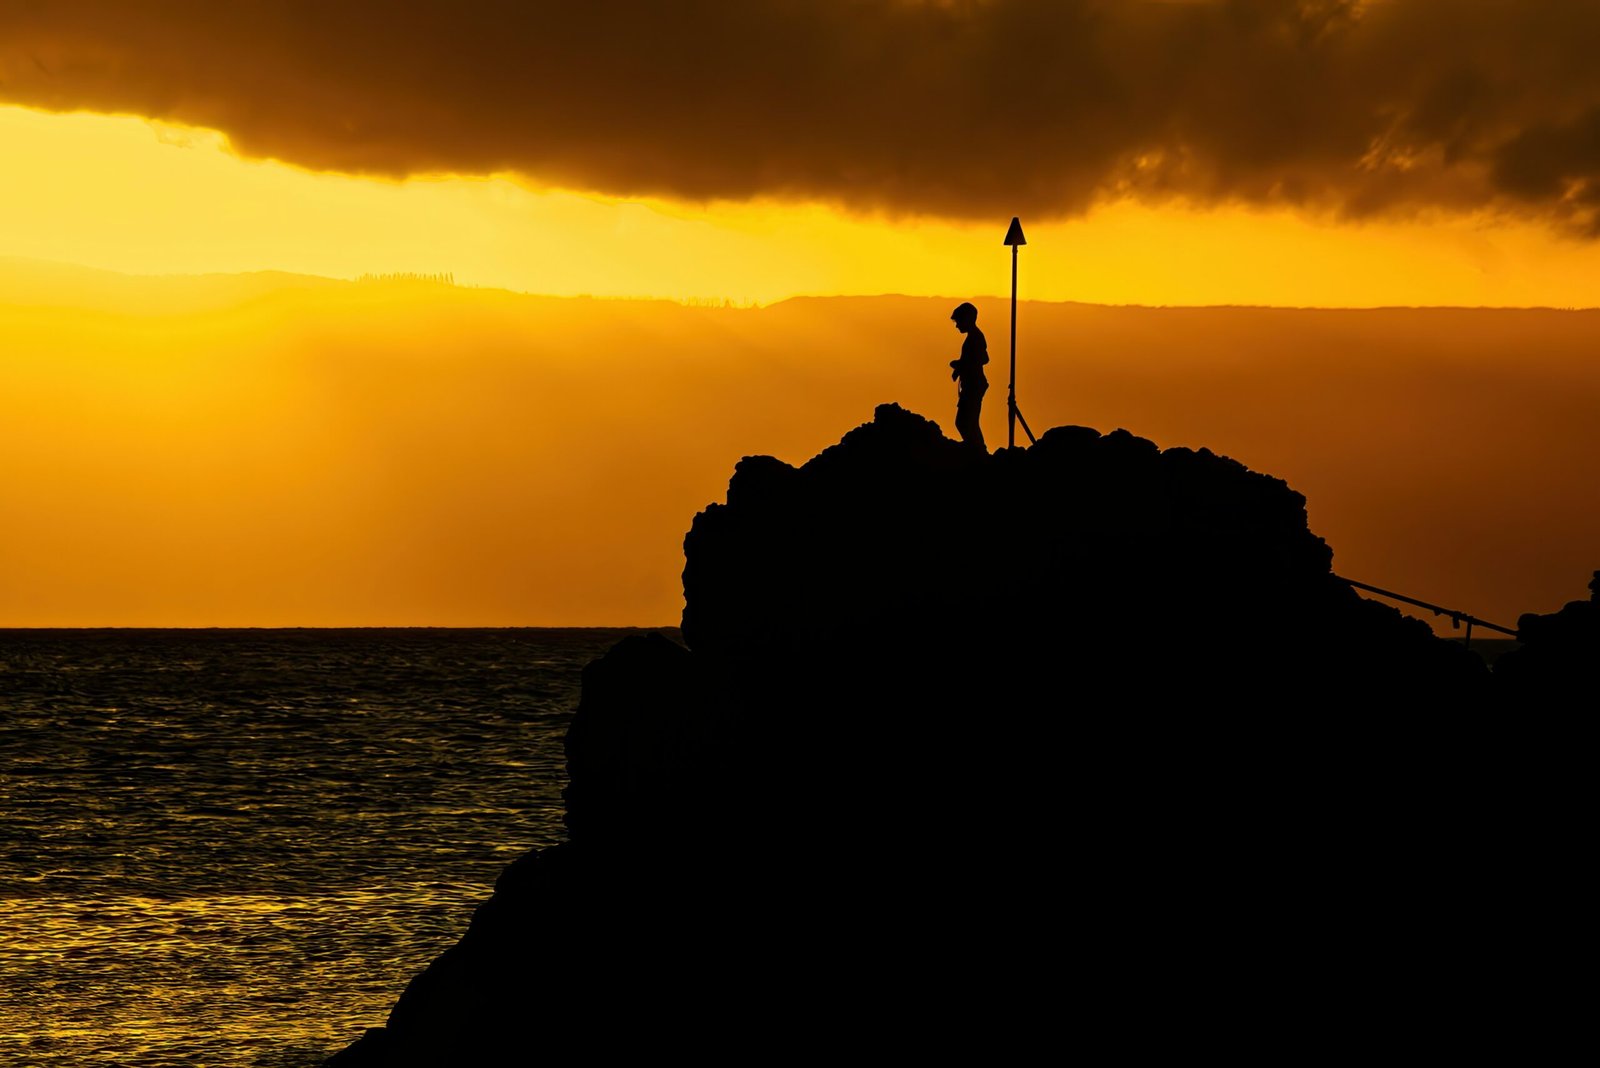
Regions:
[[0, 628, 647, 1066]]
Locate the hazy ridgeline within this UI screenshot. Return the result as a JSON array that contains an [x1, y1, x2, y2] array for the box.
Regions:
[[3, 261, 1597, 629]]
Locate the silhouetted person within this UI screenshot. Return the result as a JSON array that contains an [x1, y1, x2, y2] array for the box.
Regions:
[[949, 302, 988, 450]]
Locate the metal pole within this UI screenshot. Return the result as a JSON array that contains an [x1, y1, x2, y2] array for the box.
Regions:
[[1002, 216, 1026, 448], [1009, 243, 1017, 449], [1335, 575, 1518, 637]]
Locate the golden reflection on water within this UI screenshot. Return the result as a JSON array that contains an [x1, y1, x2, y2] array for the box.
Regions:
[[4, 884, 491, 1066], [0, 628, 633, 1067]]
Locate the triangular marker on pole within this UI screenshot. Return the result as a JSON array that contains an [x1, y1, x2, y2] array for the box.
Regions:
[[1005, 217, 1025, 447]]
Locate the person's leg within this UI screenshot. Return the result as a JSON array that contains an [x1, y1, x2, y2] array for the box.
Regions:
[[956, 393, 985, 451]]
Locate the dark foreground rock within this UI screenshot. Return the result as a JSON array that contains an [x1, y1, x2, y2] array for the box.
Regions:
[[1495, 571, 1600, 690], [328, 406, 1574, 1066]]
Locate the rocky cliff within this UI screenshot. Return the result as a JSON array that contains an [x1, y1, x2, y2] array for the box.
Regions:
[[328, 405, 1539, 1066], [1494, 570, 1600, 689]]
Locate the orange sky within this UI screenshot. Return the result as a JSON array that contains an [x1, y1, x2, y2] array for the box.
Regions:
[[3, 265, 1598, 629], [5, 0, 1600, 627], [8, 105, 1600, 309]]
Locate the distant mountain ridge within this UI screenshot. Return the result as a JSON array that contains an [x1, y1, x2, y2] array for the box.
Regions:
[[12, 256, 1600, 313], [5, 260, 1599, 629]]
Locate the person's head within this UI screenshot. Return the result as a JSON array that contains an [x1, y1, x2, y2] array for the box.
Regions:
[[951, 302, 978, 333]]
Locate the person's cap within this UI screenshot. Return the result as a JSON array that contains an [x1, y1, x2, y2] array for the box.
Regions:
[[951, 302, 978, 321]]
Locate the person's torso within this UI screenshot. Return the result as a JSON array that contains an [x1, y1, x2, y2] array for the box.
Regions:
[[959, 330, 989, 387]]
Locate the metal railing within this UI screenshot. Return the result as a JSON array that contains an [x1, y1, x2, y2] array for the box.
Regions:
[[1335, 575, 1517, 651]]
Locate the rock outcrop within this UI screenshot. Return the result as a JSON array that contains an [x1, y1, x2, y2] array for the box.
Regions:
[[1494, 571, 1600, 689], [328, 405, 1527, 1066]]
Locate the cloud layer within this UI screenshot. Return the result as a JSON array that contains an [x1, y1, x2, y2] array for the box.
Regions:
[[6, 1, 1600, 228]]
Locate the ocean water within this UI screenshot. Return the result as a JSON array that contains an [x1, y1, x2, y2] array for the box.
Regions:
[[0, 628, 650, 1067]]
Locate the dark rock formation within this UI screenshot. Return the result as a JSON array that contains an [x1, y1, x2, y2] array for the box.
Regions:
[[329, 405, 1517, 1066], [1494, 571, 1600, 689], [680, 404, 1481, 696]]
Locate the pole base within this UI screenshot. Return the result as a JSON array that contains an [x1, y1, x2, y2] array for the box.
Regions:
[[1009, 399, 1038, 446]]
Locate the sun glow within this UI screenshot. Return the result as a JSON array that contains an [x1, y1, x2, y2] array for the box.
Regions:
[[8, 104, 1600, 308], [6, 104, 1600, 628]]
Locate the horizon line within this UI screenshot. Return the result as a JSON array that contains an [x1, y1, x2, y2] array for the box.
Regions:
[[0, 623, 684, 632], [5, 254, 1600, 314]]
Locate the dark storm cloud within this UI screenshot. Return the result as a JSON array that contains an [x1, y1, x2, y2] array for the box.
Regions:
[[6, 0, 1600, 228]]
